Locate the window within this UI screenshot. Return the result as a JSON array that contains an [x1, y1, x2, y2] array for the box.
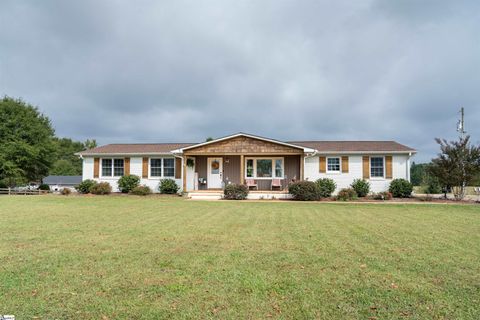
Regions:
[[163, 158, 175, 177], [370, 157, 384, 178], [245, 158, 284, 179], [102, 159, 112, 176], [327, 157, 340, 172], [101, 158, 124, 177], [113, 159, 124, 176], [150, 158, 175, 178], [256, 159, 272, 177], [150, 159, 162, 177], [275, 159, 283, 177], [246, 159, 254, 177], [210, 159, 220, 174]]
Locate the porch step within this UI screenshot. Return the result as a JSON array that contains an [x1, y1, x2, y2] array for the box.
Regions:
[[187, 191, 292, 200], [187, 192, 223, 200]]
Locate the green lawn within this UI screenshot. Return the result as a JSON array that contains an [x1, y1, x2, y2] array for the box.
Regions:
[[0, 196, 479, 319]]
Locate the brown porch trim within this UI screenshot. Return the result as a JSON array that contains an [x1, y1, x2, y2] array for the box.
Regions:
[[182, 156, 187, 191], [240, 155, 245, 185]]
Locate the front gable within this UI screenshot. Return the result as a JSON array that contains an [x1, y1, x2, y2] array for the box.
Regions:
[[184, 135, 304, 155]]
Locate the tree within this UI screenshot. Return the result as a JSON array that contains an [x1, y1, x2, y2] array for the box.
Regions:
[[205, 137, 214, 142], [410, 162, 428, 186], [84, 139, 97, 150], [50, 137, 85, 175], [49, 138, 99, 175], [49, 159, 79, 176], [0, 96, 56, 186], [428, 136, 480, 200]]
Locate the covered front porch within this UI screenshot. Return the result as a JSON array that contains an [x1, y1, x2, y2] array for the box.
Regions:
[[184, 154, 303, 192], [176, 133, 311, 193]]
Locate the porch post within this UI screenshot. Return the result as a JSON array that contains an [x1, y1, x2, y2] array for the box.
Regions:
[[240, 155, 245, 185], [300, 154, 304, 180], [182, 155, 187, 192]]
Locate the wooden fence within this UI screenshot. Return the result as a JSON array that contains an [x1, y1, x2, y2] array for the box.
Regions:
[[0, 188, 49, 195]]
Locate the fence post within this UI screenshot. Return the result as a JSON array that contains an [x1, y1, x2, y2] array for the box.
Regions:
[[8, 187, 11, 195]]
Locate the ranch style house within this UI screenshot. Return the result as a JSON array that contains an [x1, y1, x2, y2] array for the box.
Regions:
[[77, 132, 416, 199]]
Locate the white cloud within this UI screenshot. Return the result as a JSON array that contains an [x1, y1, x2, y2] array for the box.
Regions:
[[1, 0, 479, 161]]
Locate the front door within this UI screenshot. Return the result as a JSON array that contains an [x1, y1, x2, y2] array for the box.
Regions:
[[207, 157, 223, 189]]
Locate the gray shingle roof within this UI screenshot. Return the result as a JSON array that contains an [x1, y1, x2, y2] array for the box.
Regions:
[[77, 143, 195, 155], [76, 136, 415, 155], [289, 141, 416, 153]]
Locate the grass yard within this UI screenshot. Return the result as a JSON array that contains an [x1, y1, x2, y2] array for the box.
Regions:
[[0, 196, 479, 319]]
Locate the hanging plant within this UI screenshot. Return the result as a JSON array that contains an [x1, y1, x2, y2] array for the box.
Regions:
[[186, 158, 195, 168]]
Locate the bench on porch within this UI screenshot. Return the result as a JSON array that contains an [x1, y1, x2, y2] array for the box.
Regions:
[[245, 179, 258, 190], [244, 178, 290, 191]]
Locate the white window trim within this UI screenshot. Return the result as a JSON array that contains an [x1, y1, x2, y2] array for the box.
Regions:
[[245, 157, 284, 179], [100, 158, 124, 178], [148, 157, 176, 179], [370, 156, 385, 179], [326, 156, 341, 174]]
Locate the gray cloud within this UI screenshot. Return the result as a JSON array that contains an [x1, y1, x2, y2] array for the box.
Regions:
[[1, 0, 479, 161]]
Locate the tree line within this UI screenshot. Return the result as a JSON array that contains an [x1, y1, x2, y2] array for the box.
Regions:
[[0, 96, 96, 187]]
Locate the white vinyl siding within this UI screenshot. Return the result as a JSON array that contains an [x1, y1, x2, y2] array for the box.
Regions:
[[304, 154, 411, 194]]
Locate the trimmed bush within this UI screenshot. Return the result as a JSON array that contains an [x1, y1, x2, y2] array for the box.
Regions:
[[288, 181, 320, 201], [336, 188, 357, 201], [159, 179, 179, 194], [76, 179, 97, 194], [38, 184, 50, 191], [130, 185, 152, 196], [372, 191, 392, 200], [90, 182, 112, 195], [389, 179, 413, 198], [118, 175, 140, 193], [315, 178, 336, 198], [351, 179, 370, 197], [424, 176, 442, 194], [61, 188, 71, 196], [224, 183, 249, 200]]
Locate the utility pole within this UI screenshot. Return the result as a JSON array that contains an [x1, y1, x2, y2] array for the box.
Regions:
[[457, 107, 467, 199], [457, 107, 466, 139]]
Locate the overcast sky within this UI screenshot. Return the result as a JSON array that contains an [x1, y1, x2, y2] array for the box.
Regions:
[[1, 1, 479, 162]]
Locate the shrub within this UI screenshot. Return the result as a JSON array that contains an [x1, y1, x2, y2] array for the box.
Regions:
[[424, 176, 442, 194], [418, 195, 434, 202], [315, 178, 336, 198], [288, 181, 320, 201], [130, 185, 152, 196], [38, 184, 50, 191], [90, 182, 112, 195], [61, 188, 71, 196], [389, 179, 413, 198], [224, 183, 249, 200], [76, 179, 97, 194], [372, 191, 393, 200], [117, 175, 140, 193], [351, 179, 370, 197], [336, 188, 357, 201], [159, 179, 179, 194]]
